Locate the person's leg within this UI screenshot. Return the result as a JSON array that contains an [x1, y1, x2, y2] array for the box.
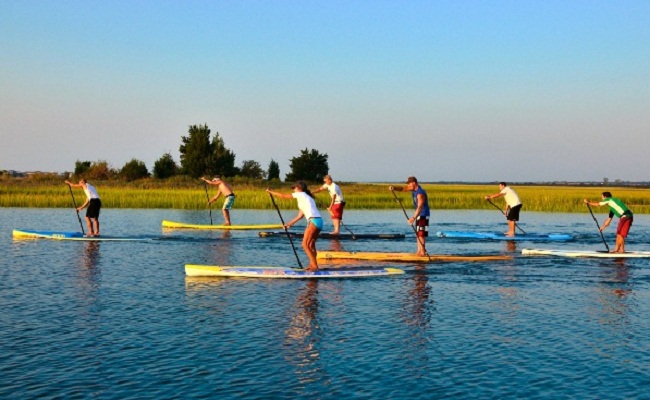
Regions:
[[85, 217, 94, 236], [222, 209, 231, 226], [506, 220, 516, 236], [332, 218, 341, 234], [303, 222, 320, 270], [93, 218, 100, 236], [614, 235, 625, 253], [416, 235, 427, 256]]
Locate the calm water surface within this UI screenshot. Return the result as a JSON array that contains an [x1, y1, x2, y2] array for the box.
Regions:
[[1, 208, 650, 399]]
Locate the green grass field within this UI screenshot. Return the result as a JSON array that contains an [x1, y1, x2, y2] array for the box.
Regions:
[[1, 179, 649, 213]]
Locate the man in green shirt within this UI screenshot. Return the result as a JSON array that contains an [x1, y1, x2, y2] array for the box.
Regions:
[[584, 192, 633, 253]]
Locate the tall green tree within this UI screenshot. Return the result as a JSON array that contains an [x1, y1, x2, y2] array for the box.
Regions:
[[153, 152, 177, 179], [120, 159, 149, 181], [267, 159, 280, 181], [74, 160, 91, 176], [240, 160, 266, 179], [211, 133, 238, 177], [179, 124, 213, 178], [285, 148, 329, 182], [179, 124, 238, 178]]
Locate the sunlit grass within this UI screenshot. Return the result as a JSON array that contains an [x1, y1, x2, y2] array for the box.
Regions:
[[1, 179, 649, 213]]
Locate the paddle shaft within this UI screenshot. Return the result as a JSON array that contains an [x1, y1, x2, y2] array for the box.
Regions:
[[487, 199, 527, 234], [586, 203, 610, 252], [317, 198, 356, 240], [268, 193, 304, 268], [390, 189, 429, 257], [68, 185, 85, 235], [204, 183, 213, 225]]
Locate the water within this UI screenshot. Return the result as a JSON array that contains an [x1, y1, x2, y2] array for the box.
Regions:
[[1, 208, 650, 399]]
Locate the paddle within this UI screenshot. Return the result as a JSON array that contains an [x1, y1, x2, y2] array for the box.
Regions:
[[268, 192, 303, 269], [67, 184, 85, 235], [203, 183, 213, 225], [339, 220, 357, 240], [586, 203, 610, 252], [390, 188, 429, 258], [486, 198, 527, 234], [316, 199, 357, 239]]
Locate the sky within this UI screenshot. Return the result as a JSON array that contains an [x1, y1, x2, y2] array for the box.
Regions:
[[1, 1, 649, 183]]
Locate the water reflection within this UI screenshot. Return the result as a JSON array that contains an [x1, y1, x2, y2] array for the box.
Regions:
[[401, 265, 434, 377], [284, 279, 323, 383], [74, 242, 102, 320]]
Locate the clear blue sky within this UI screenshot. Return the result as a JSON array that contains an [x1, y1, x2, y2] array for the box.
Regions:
[[2, 1, 649, 182]]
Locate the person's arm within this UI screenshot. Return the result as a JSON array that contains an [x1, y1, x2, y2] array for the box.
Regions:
[[328, 193, 336, 210], [77, 197, 90, 211], [600, 217, 612, 231], [583, 198, 601, 207], [65, 180, 82, 188], [389, 185, 405, 192], [409, 193, 425, 224], [266, 189, 293, 200], [208, 192, 222, 204], [485, 192, 504, 200], [285, 210, 305, 228]]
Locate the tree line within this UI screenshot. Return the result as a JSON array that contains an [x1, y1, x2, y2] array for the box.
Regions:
[[72, 124, 329, 183]]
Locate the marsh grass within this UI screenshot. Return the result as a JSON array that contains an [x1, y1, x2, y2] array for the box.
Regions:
[[1, 179, 649, 213]]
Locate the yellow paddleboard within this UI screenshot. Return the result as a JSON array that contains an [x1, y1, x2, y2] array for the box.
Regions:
[[162, 220, 283, 230], [185, 264, 404, 278], [317, 251, 512, 263]]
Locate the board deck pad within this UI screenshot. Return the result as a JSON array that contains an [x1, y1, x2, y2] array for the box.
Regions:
[[162, 220, 282, 230], [437, 231, 573, 241], [259, 231, 406, 240], [522, 248, 650, 258], [12, 229, 154, 242], [317, 251, 512, 263], [185, 264, 405, 278]]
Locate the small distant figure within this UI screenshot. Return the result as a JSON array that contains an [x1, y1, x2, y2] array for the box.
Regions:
[[65, 179, 101, 237], [389, 176, 429, 256], [201, 176, 235, 226], [267, 181, 323, 271], [312, 174, 345, 235], [485, 182, 522, 237], [584, 192, 633, 253]]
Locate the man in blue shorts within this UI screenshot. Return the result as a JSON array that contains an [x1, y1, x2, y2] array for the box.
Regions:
[[201, 176, 236, 226]]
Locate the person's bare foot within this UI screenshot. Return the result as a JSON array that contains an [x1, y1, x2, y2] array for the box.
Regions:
[[305, 265, 320, 272]]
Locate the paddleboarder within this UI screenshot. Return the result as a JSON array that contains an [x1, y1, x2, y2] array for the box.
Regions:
[[267, 181, 323, 271], [485, 182, 522, 237], [65, 179, 101, 237], [201, 176, 235, 226], [312, 174, 345, 235], [389, 176, 430, 256], [584, 192, 633, 253]]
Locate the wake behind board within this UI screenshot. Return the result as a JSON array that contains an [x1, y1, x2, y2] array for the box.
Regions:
[[13, 229, 154, 242], [317, 251, 512, 263], [162, 220, 282, 230], [185, 264, 404, 278], [259, 231, 406, 240], [437, 231, 573, 241], [522, 248, 650, 258]]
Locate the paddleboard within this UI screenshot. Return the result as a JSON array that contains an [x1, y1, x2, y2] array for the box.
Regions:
[[317, 251, 512, 263], [162, 220, 283, 230], [12, 229, 153, 242], [522, 248, 650, 258], [437, 231, 573, 241], [259, 231, 406, 240], [185, 264, 405, 278]]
